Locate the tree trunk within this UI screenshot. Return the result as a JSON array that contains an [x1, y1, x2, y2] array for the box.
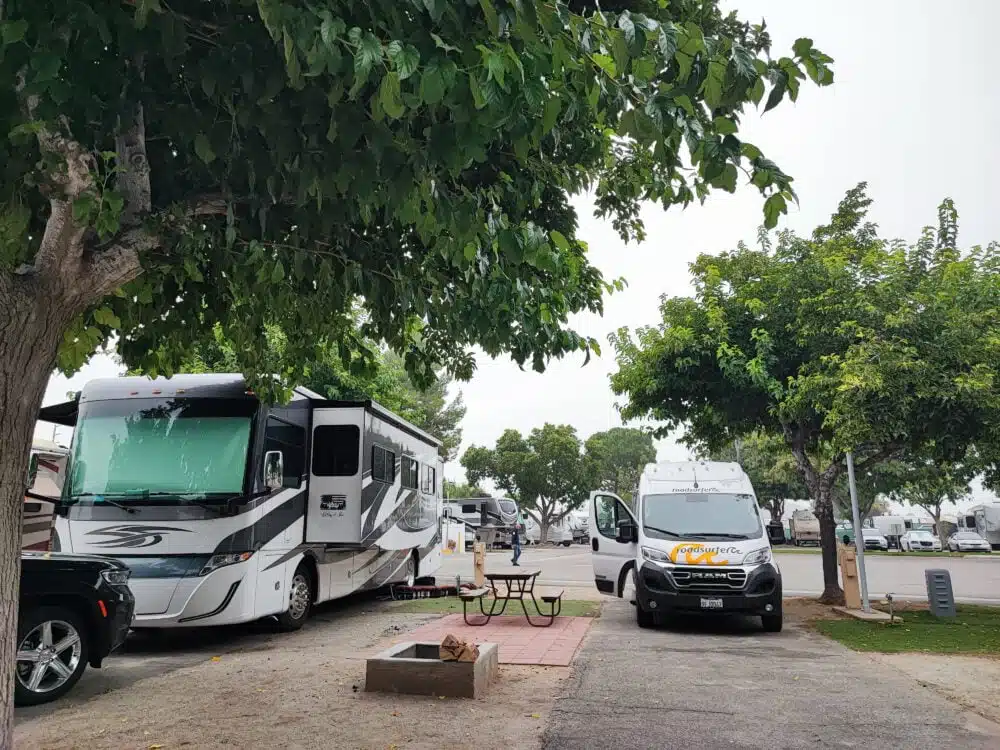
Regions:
[[539, 522, 549, 544], [0, 279, 74, 741], [814, 484, 845, 605]]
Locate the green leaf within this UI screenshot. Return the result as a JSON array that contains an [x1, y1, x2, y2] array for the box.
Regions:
[[271, 259, 286, 283], [464, 243, 477, 262], [713, 116, 737, 135], [419, 65, 446, 105], [93, 307, 121, 328], [550, 231, 570, 251], [617, 13, 636, 46], [134, 0, 162, 29], [183, 258, 205, 283], [741, 143, 763, 161], [320, 15, 345, 47], [792, 38, 814, 58], [194, 134, 216, 164], [749, 77, 765, 106], [1, 20, 28, 47], [379, 71, 405, 119], [673, 94, 694, 116], [430, 32, 460, 53], [658, 25, 678, 59], [354, 32, 382, 88], [675, 50, 693, 83], [592, 54, 616, 78], [469, 73, 487, 109], [542, 96, 561, 133], [763, 71, 788, 113], [539, 304, 553, 324], [763, 193, 787, 228], [480, 0, 499, 36], [703, 60, 725, 110], [387, 41, 420, 81], [485, 51, 505, 87]]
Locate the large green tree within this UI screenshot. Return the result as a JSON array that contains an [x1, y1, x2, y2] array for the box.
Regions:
[[462, 424, 594, 541], [611, 186, 1000, 603], [0, 0, 830, 730], [584, 426, 657, 501]]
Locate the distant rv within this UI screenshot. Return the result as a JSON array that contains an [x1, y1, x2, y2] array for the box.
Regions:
[[23, 440, 69, 551], [959, 503, 1000, 550], [443, 497, 518, 546]]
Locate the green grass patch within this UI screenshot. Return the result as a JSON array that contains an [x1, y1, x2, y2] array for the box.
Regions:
[[816, 605, 1000, 654], [389, 596, 601, 617]]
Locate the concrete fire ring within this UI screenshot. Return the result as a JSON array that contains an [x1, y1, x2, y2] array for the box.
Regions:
[[365, 641, 499, 699]]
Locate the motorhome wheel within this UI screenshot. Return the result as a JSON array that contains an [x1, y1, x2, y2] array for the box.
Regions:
[[277, 564, 313, 631]]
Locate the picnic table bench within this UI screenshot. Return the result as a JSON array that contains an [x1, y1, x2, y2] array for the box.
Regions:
[[459, 571, 563, 627]]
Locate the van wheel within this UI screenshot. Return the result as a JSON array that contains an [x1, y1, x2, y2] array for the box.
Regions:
[[15, 606, 89, 706], [276, 564, 313, 632], [636, 604, 657, 629], [561, 540, 571, 547], [761, 614, 783, 633]]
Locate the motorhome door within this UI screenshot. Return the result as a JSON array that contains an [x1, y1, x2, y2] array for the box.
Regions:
[[307, 408, 364, 544]]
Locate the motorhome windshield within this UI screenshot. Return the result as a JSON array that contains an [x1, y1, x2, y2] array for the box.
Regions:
[[642, 492, 762, 540], [65, 397, 256, 505]]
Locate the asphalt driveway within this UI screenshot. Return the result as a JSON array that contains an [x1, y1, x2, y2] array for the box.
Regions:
[[542, 601, 1000, 750]]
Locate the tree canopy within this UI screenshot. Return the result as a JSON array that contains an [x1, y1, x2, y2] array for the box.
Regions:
[[462, 423, 594, 539], [584, 426, 657, 501], [611, 185, 1000, 602], [888, 453, 978, 532]]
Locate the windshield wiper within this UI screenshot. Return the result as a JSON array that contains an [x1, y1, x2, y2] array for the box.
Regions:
[[69, 493, 138, 514], [643, 524, 681, 537], [681, 532, 749, 540]]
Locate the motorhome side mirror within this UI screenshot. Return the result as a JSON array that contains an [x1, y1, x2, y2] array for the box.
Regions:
[[26, 454, 38, 491], [616, 518, 637, 544], [263, 450, 284, 490]]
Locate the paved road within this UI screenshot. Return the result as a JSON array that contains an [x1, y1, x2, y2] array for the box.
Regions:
[[542, 600, 1000, 749], [439, 546, 1000, 603]]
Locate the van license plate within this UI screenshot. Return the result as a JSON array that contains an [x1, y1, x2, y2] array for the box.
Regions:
[[700, 598, 723, 609]]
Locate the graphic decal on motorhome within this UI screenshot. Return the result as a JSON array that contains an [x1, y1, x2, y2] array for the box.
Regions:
[[86, 525, 193, 548], [667, 543, 741, 565]]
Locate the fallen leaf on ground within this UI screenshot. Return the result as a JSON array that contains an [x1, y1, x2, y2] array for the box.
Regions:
[[211, 656, 222, 662], [530, 713, 541, 719]]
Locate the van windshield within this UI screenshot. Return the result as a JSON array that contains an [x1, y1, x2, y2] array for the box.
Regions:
[[641, 493, 762, 540]]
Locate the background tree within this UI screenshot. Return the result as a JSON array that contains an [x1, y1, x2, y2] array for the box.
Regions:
[[704, 430, 808, 524], [889, 454, 977, 534], [830, 458, 902, 523], [584, 427, 656, 502], [443, 480, 490, 500], [0, 0, 830, 732], [462, 424, 594, 541], [611, 186, 1000, 603]]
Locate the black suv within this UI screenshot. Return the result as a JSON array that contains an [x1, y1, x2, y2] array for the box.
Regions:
[[17, 553, 135, 706]]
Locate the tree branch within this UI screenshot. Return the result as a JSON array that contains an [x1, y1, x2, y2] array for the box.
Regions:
[[83, 229, 158, 299], [115, 97, 151, 226]]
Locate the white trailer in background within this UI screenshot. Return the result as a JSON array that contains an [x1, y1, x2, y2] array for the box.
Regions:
[[960, 503, 1000, 550], [788, 509, 820, 546], [23, 439, 70, 551], [524, 515, 573, 546], [42, 374, 444, 631]]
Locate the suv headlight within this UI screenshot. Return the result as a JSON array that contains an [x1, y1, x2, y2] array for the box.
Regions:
[[200, 551, 254, 576], [641, 546, 670, 564], [100, 568, 131, 586], [742, 547, 771, 566]]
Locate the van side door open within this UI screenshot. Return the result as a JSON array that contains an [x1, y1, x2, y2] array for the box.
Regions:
[[589, 491, 637, 596]]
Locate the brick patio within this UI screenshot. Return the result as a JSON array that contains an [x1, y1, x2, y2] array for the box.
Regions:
[[396, 614, 593, 666]]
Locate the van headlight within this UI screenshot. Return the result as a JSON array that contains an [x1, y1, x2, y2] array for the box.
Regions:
[[742, 547, 771, 566], [200, 551, 254, 576], [641, 546, 670, 564]]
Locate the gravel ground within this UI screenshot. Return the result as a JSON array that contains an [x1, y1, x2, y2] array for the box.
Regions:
[[873, 653, 1000, 726], [15, 600, 568, 750]]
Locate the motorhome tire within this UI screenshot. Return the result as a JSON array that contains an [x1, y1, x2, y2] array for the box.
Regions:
[[761, 614, 783, 633], [635, 603, 656, 629], [404, 551, 418, 587], [276, 564, 313, 631], [561, 540, 571, 547]]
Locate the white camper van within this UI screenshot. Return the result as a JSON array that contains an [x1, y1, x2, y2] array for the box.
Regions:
[[589, 461, 782, 632], [960, 503, 1000, 550], [40, 375, 444, 631]]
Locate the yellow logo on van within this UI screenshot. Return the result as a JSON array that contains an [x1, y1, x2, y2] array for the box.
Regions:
[[668, 543, 736, 566]]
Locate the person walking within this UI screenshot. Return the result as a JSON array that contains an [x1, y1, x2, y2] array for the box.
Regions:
[[511, 523, 522, 567]]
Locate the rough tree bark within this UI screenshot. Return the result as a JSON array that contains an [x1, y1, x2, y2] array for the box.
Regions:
[[0, 103, 152, 744]]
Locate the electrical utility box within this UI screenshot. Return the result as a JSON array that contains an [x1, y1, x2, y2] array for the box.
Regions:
[[924, 569, 956, 618]]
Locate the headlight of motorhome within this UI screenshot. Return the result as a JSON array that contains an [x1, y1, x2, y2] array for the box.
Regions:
[[100, 568, 131, 586], [200, 551, 254, 576], [742, 547, 771, 566], [641, 546, 670, 564]]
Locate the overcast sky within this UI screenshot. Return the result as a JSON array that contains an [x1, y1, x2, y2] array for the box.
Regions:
[[37, 1, 1000, 516]]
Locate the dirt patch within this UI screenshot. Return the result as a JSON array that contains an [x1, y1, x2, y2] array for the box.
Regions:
[[781, 596, 847, 624], [874, 653, 1000, 726], [15, 610, 569, 750]]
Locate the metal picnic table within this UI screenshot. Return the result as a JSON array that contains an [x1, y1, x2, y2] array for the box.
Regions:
[[459, 569, 563, 628]]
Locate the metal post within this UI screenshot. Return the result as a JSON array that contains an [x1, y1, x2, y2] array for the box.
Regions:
[[735, 438, 742, 465], [846, 452, 871, 612]]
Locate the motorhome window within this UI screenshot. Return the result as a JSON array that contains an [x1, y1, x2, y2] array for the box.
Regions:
[[401, 456, 419, 489], [499, 500, 517, 514], [312, 425, 360, 477], [641, 493, 762, 540], [264, 417, 305, 488], [65, 397, 255, 503], [372, 445, 396, 483], [461, 504, 478, 514], [422, 465, 436, 494]]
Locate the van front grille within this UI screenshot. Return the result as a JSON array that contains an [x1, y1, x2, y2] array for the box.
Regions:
[[669, 566, 747, 591]]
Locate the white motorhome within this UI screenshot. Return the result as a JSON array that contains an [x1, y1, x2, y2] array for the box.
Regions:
[[23, 440, 70, 551], [523, 515, 573, 546], [589, 461, 782, 632], [960, 503, 1000, 550], [40, 374, 443, 630], [443, 496, 518, 547]]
